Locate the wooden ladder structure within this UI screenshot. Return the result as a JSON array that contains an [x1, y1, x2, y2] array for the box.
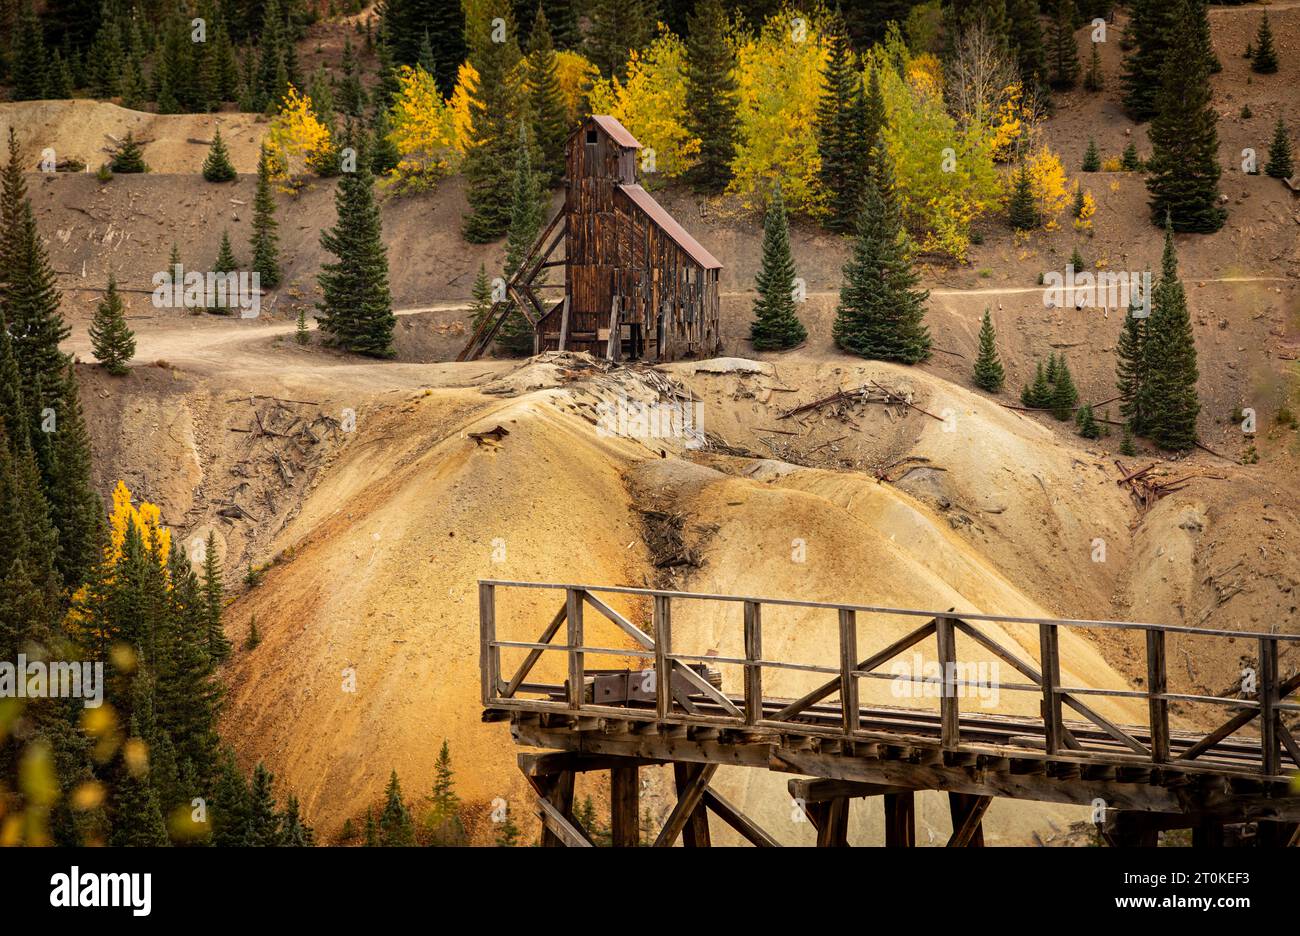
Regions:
[[456, 209, 568, 362]]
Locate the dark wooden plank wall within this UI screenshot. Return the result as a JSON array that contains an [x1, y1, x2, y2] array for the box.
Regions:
[[545, 120, 721, 361]]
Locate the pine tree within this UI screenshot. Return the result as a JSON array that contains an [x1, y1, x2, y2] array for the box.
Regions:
[[212, 749, 252, 845], [524, 7, 568, 187], [1075, 402, 1101, 439], [816, 10, 869, 233], [202, 128, 237, 182], [1007, 0, 1047, 89], [584, 0, 656, 80], [1082, 138, 1100, 172], [369, 106, 402, 177], [833, 140, 931, 365], [110, 730, 171, 847], [682, 0, 739, 194], [169, 241, 181, 270], [750, 183, 806, 351], [1191, 0, 1220, 75], [1120, 423, 1136, 456], [1250, 11, 1278, 75], [1120, 0, 1178, 121], [1008, 162, 1038, 230], [1145, 0, 1224, 233], [1070, 245, 1085, 272], [200, 530, 230, 662], [499, 123, 545, 355], [379, 770, 416, 846], [426, 739, 467, 846], [338, 36, 368, 118], [470, 263, 494, 333], [12, 6, 49, 101], [493, 804, 522, 846], [462, 0, 522, 243], [48, 50, 73, 98], [295, 307, 310, 344], [1083, 39, 1103, 91], [316, 131, 396, 358], [1121, 142, 1141, 172], [1049, 355, 1078, 420], [214, 230, 238, 274], [251, 145, 281, 288], [256, 0, 288, 112], [1265, 119, 1294, 180], [247, 762, 283, 846], [1115, 295, 1147, 434], [1136, 225, 1199, 450], [89, 275, 135, 375], [1048, 0, 1079, 89], [280, 794, 315, 846], [1021, 359, 1052, 407], [109, 132, 148, 173], [973, 308, 1004, 392]]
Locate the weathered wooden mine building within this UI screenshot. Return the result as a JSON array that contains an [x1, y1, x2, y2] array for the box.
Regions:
[[458, 115, 723, 363]]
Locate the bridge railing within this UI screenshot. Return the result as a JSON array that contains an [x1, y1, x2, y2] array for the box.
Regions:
[[478, 580, 1300, 778]]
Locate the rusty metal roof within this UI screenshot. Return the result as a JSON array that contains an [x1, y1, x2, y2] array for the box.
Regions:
[[589, 115, 642, 149], [617, 184, 723, 270]]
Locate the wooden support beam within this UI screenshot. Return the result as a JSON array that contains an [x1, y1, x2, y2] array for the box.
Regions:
[[883, 791, 915, 847], [702, 788, 780, 846], [582, 590, 654, 649], [946, 793, 991, 847], [566, 588, 584, 710], [839, 609, 859, 736], [807, 797, 851, 847], [528, 771, 584, 847], [743, 601, 763, 725], [1260, 637, 1280, 777], [937, 614, 959, 749], [479, 582, 498, 705], [519, 751, 662, 776], [654, 595, 671, 720], [1039, 623, 1063, 755], [654, 763, 718, 847], [1147, 628, 1170, 764], [611, 765, 640, 847]]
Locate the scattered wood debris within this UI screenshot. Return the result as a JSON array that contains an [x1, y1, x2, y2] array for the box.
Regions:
[[779, 381, 943, 422], [1113, 459, 1225, 511], [468, 425, 510, 446]]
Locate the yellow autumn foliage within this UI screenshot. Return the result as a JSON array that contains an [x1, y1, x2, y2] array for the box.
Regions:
[[1073, 188, 1097, 233], [1025, 146, 1070, 229], [587, 29, 700, 181], [388, 64, 461, 183], [554, 50, 599, 126], [449, 61, 478, 156], [265, 85, 334, 187], [728, 9, 828, 213]]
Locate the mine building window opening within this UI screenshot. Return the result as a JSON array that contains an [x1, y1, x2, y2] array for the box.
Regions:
[[586, 129, 598, 146]]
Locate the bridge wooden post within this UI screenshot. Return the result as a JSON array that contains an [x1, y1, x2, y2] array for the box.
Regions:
[[478, 582, 498, 706], [947, 792, 990, 847], [1039, 623, 1063, 755], [566, 588, 585, 710], [1259, 637, 1280, 776], [807, 798, 850, 847], [610, 765, 640, 847], [534, 770, 577, 847], [936, 614, 959, 749], [653, 595, 671, 720], [883, 791, 915, 847], [838, 609, 859, 736], [1146, 628, 1170, 763], [743, 600, 763, 725]]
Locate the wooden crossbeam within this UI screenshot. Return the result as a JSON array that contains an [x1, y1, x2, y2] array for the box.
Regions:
[[672, 660, 743, 719], [1178, 670, 1300, 764], [771, 618, 938, 722], [528, 781, 593, 847], [501, 602, 567, 698], [582, 591, 653, 649], [655, 763, 718, 847], [702, 788, 780, 846], [946, 792, 991, 847]]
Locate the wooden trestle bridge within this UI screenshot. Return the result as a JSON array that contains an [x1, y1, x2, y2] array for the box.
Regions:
[[479, 580, 1300, 847]]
